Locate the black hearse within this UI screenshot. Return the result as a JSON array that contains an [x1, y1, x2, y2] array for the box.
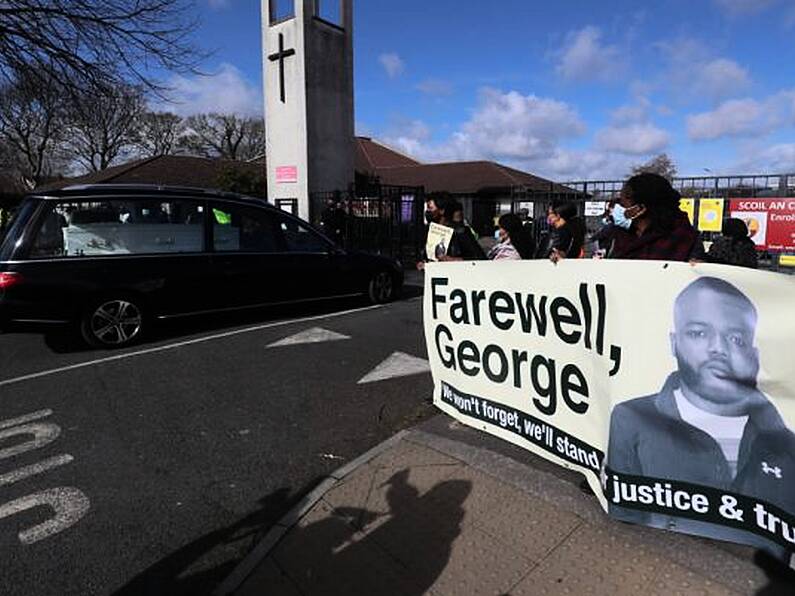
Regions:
[[0, 185, 402, 347]]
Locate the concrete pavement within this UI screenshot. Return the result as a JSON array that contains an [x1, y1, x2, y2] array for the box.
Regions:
[[221, 416, 794, 596]]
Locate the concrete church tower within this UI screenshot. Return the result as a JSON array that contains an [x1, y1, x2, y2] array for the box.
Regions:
[[261, 0, 355, 220]]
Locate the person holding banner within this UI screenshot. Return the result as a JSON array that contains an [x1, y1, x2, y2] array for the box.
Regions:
[[607, 173, 702, 261], [536, 201, 585, 261], [703, 218, 759, 269], [417, 197, 486, 270], [608, 277, 795, 556], [488, 214, 535, 260]]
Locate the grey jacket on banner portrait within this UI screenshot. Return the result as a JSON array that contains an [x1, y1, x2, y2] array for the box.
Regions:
[[608, 373, 795, 554]]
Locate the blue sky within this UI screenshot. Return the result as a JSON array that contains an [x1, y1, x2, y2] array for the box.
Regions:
[[172, 0, 795, 181]]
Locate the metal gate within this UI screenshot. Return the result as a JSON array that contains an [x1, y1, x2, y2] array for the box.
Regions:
[[309, 184, 425, 264]]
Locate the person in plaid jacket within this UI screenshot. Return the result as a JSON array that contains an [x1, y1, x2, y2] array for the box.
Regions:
[[607, 173, 703, 261]]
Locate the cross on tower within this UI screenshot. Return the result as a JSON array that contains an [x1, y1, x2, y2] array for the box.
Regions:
[[268, 33, 296, 103]]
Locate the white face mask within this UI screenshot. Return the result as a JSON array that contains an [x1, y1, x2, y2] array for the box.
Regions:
[[494, 229, 501, 241], [612, 204, 634, 230]]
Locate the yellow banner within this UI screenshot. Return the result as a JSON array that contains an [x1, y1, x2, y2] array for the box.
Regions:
[[680, 199, 695, 225], [698, 199, 725, 232], [425, 260, 795, 557]]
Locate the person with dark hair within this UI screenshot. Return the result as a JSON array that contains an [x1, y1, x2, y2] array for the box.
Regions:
[[536, 201, 585, 261], [606, 173, 702, 261], [417, 198, 485, 269], [704, 218, 759, 269], [423, 192, 452, 225], [488, 213, 535, 260], [608, 277, 794, 557], [440, 200, 486, 261]]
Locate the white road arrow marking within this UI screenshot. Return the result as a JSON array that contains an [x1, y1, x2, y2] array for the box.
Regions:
[[267, 327, 351, 348], [357, 352, 431, 384]]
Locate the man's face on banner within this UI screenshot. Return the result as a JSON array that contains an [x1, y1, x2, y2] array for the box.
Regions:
[[671, 287, 760, 410]]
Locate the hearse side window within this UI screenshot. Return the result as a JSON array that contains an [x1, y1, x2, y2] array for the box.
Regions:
[[27, 199, 205, 258], [0, 199, 38, 261], [279, 216, 331, 253], [210, 202, 282, 253]]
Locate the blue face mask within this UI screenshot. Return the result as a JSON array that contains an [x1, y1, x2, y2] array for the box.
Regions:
[[611, 204, 633, 230]]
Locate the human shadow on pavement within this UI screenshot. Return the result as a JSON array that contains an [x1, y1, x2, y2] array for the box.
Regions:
[[111, 479, 324, 596], [273, 470, 472, 596]]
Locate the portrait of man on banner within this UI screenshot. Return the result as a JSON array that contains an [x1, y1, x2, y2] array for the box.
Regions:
[[607, 277, 795, 555]]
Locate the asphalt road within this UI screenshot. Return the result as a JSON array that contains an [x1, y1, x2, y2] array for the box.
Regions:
[[0, 290, 434, 596]]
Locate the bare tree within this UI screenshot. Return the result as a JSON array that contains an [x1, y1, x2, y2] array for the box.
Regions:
[[179, 113, 267, 161], [66, 87, 146, 172], [135, 112, 184, 157], [0, 1, 206, 98], [0, 73, 69, 189], [631, 154, 678, 181]]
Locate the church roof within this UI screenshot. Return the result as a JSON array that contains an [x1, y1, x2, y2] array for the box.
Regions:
[[355, 137, 422, 172], [34, 141, 568, 198], [36, 155, 265, 193], [373, 160, 571, 195]]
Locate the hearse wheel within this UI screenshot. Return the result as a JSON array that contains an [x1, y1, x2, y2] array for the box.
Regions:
[[81, 296, 146, 348], [368, 271, 395, 304]]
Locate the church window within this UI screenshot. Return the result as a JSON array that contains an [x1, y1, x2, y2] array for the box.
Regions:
[[270, 0, 295, 24], [314, 0, 342, 27]]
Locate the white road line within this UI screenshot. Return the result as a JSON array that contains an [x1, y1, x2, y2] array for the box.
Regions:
[[0, 487, 91, 545], [0, 409, 53, 430], [0, 423, 61, 460], [0, 304, 384, 389], [0, 454, 74, 488]]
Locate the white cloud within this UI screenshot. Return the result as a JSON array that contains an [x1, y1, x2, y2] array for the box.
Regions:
[[416, 79, 454, 97], [382, 88, 644, 180], [660, 40, 751, 102], [383, 119, 431, 158], [742, 144, 795, 173], [610, 96, 652, 125], [595, 123, 671, 155], [156, 63, 262, 117], [687, 99, 766, 140], [687, 91, 795, 140], [436, 88, 586, 162], [537, 148, 636, 181], [556, 26, 626, 83], [378, 53, 405, 79], [714, 0, 778, 15], [698, 58, 752, 100], [380, 88, 680, 180]]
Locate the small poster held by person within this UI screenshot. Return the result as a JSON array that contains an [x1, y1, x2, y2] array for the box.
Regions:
[[425, 222, 454, 261]]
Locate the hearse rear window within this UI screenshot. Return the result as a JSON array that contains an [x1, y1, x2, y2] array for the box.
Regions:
[[27, 199, 205, 258]]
